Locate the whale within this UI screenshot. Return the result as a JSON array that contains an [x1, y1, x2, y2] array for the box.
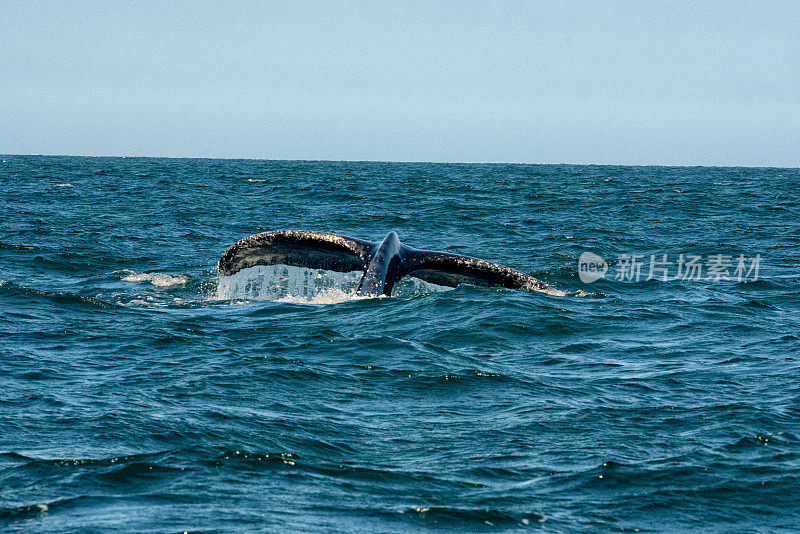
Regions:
[[218, 230, 556, 297]]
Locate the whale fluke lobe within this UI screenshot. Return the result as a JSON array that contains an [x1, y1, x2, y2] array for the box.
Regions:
[[218, 230, 555, 297], [403, 250, 550, 292], [218, 230, 373, 276]]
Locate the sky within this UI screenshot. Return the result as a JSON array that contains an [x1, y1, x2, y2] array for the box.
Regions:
[[1, 1, 799, 166]]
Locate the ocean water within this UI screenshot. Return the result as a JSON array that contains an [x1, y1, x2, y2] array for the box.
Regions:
[[1, 155, 799, 532]]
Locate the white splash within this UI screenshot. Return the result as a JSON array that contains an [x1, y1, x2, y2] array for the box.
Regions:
[[537, 285, 569, 297], [216, 265, 448, 304], [216, 265, 362, 304], [55, 183, 75, 187], [121, 271, 188, 287]]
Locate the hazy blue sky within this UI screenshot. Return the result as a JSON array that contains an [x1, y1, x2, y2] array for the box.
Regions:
[[2, 1, 798, 166]]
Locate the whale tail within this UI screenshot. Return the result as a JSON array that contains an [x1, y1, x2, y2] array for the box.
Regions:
[[218, 230, 554, 297]]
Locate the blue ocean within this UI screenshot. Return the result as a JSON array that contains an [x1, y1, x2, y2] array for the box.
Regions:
[[1, 155, 799, 532]]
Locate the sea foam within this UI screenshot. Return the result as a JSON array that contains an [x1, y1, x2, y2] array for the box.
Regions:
[[121, 271, 188, 287]]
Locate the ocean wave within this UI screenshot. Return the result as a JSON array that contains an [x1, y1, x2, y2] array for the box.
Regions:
[[0, 281, 117, 309], [0, 241, 38, 251], [397, 506, 545, 527]]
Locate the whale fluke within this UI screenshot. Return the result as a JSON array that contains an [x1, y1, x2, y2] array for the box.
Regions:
[[218, 230, 555, 297]]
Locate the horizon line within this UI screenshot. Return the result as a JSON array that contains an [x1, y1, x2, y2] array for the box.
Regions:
[[1, 152, 798, 171]]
